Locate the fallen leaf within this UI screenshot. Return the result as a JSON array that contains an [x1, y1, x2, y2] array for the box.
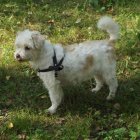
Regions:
[[94, 110, 101, 116], [47, 19, 54, 24], [62, 11, 72, 17], [8, 122, 14, 128], [113, 103, 120, 110], [28, 11, 32, 15], [75, 18, 81, 24], [18, 134, 27, 139], [6, 76, 10, 80], [55, 118, 66, 125], [107, 7, 114, 14], [96, 126, 103, 131], [130, 87, 134, 92], [40, 95, 47, 99]]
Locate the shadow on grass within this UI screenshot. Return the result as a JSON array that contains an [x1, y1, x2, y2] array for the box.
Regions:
[[0, 66, 139, 117], [0, 0, 139, 117], [0, 66, 50, 112], [61, 74, 140, 116]]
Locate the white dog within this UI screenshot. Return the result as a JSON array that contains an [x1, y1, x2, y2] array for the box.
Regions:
[[14, 16, 119, 114]]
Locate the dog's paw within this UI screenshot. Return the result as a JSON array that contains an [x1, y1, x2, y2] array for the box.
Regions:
[[91, 88, 99, 93], [46, 106, 56, 114], [106, 94, 115, 101]]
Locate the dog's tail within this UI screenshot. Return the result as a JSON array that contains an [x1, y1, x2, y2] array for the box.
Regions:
[[97, 16, 119, 42]]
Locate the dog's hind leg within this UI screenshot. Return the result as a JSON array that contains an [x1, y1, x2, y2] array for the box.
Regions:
[[91, 75, 104, 93], [103, 73, 118, 100]]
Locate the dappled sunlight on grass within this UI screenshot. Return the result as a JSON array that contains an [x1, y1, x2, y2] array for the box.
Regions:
[[0, 0, 140, 139]]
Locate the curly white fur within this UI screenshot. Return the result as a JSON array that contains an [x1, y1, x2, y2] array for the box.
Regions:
[[14, 16, 119, 114], [97, 16, 119, 41]]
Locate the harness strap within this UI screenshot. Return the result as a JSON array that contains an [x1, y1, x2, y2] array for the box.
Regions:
[[38, 49, 65, 77]]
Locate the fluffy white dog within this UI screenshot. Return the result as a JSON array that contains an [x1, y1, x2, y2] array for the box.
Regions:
[[14, 16, 119, 114]]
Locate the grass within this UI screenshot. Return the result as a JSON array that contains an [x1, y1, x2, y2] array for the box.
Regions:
[[0, 0, 140, 139]]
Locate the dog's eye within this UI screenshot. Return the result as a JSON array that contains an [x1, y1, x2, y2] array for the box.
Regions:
[[25, 46, 30, 51]]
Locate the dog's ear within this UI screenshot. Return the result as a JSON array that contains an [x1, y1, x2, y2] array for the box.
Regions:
[[16, 29, 30, 36], [31, 31, 45, 49]]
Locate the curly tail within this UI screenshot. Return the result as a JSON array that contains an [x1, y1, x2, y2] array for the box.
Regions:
[[97, 16, 119, 42]]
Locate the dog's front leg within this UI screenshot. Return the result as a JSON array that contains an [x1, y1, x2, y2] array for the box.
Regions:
[[47, 81, 63, 114], [39, 73, 63, 114]]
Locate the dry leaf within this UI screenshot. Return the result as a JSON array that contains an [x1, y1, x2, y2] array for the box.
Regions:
[[75, 18, 81, 24], [6, 76, 10, 80], [130, 88, 134, 92], [40, 95, 47, 99], [18, 134, 27, 139], [28, 11, 32, 15], [113, 103, 120, 110], [47, 19, 54, 24], [55, 118, 66, 125], [8, 122, 14, 128]]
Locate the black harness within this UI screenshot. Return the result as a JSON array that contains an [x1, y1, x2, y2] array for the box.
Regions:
[[38, 49, 65, 77]]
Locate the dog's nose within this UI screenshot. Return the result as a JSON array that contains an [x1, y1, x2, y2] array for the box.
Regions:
[[16, 54, 21, 59]]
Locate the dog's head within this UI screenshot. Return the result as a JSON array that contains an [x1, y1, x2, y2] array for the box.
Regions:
[[14, 29, 45, 62]]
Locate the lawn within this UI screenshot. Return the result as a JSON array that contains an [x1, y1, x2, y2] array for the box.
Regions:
[[0, 0, 140, 139]]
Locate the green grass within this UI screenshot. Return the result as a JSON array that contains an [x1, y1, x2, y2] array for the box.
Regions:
[[0, 0, 140, 139]]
